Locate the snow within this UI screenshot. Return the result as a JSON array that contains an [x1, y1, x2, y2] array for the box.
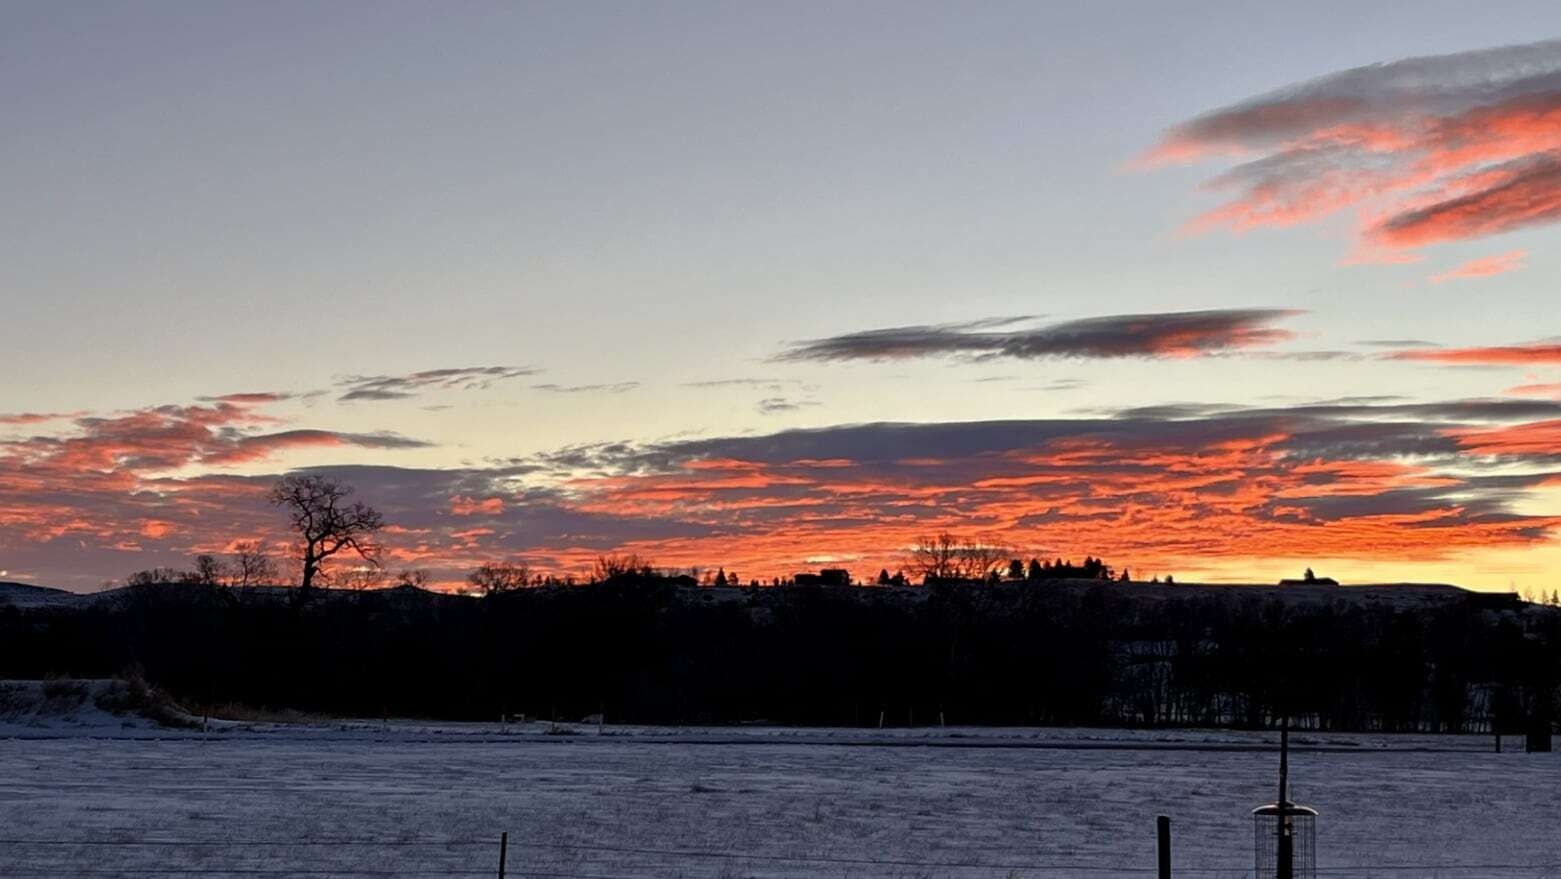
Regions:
[[0, 680, 203, 735], [2, 715, 1558, 877]]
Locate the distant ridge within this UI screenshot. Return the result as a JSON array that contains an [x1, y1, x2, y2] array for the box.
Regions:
[[0, 581, 80, 609]]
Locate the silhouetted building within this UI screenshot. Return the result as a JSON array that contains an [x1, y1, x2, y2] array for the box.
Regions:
[[1280, 568, 1338, 586]]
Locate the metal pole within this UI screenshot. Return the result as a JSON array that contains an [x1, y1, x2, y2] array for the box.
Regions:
[[498, 831, 507, 879], [1156, 815, 1171, 879], [1278, 723, 1288, 806], [1277, 722, 1292, 879]]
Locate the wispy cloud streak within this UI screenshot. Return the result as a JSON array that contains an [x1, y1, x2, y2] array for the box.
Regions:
[[1429, 249, 1528, 283], [1393, 340, 1561, 365], [776, 310, 1299, 363], [532, 382, 640, 395], [338, 367, 538, 402]]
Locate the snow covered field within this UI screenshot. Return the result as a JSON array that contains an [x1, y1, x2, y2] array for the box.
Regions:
[[2, 718, 1559, 879]]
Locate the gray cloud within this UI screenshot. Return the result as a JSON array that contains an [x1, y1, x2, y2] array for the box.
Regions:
[[1356, 339, 1444, 349], [339, 366, 539, 402], [775, 309, 1300, 363], [1252, 350, 1364, 362], [756, 397, 820, 415], [684, 378, 808, 389], [196, 392, 295, 405], [1157, 40, 1561, 155], [532, 382, 640, 395]]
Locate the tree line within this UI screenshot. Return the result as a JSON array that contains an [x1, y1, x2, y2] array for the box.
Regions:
[[4, 571, 1557, 735]]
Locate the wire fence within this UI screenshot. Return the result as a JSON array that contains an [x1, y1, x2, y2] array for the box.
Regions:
[[4, 836, 1561, 878]]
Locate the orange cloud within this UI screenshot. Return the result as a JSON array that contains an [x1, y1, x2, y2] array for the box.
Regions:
[[7, 396, 1561, 591], [1428, 250, 1527, 284], [1447, 420, 1561, 456], [139, 520, 177, 539], [1394, 343, 1561, 365]]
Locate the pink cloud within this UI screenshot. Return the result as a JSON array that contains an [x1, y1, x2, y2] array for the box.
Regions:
[[0, 412, 85, 426], [1428, 250, 1528, 284], [1146, 41, 1561, 259], [450, 495, 505, 516], [1506, 382, 1561, 398]]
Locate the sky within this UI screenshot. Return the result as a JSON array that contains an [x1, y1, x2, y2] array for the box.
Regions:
[[5, 1, 1561, 591]]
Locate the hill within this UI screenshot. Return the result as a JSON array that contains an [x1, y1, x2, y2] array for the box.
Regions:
[[0, 581, 81, 609]]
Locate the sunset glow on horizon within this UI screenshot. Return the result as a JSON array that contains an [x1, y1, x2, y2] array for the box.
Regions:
[[5, 4, 1561, 592]]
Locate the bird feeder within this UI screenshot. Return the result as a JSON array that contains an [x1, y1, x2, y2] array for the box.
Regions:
[[1252, 724, 1317, 879]]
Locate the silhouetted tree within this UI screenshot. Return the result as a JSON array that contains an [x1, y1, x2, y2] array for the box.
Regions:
[[229, 542, 276, 588], [395, 569, 429, 589], [962, 540, 1010, 581], [468, 562, 531, 595], [909, 532, 1009, 582], [1007, 559, 1025, 581], [910, 532, 962, 580], [124, 567, 188, 587], [338, 566, 386, 591], [269, 475, 384, 594], [191, 554, 226, 585], [593, 554, 651, 581]]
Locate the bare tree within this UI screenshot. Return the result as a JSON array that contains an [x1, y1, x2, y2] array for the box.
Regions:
[[230, 541, 277, 588], [592, 553, 651, 582], [395, 569, 429, 589], [269, 475, 385, 594], [124, 567, 188, 587], [909, 532, 962, 580], [960, 539, 1010, 581], [338, 565, 386, 591], [909, 532, 1010, 582], [468, 562, 531, 595], [191, 554, 227, 585]]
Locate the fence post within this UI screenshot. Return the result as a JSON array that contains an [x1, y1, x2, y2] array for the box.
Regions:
[[1156, 815, 1170, 879], [498, 831, 508, 879]]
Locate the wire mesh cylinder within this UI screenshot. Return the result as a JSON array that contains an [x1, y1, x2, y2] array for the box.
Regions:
[[1252, 804, 1316, 879]]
